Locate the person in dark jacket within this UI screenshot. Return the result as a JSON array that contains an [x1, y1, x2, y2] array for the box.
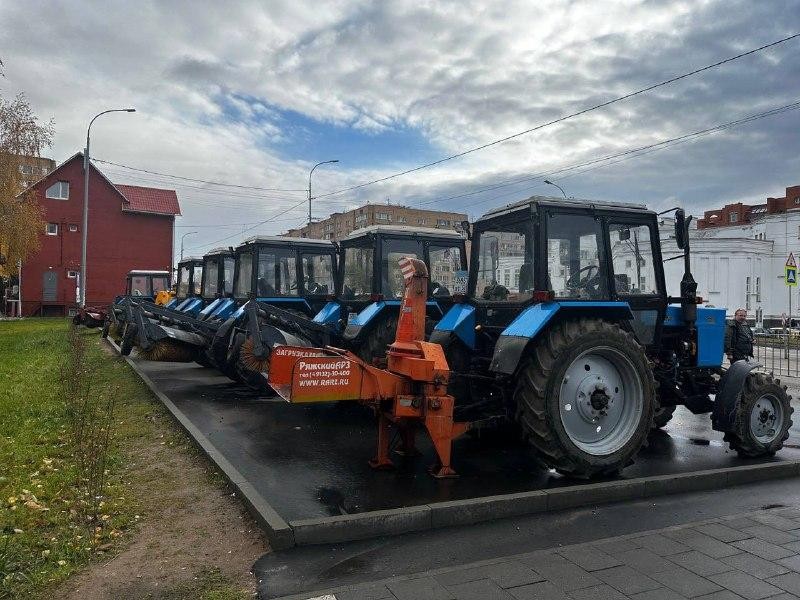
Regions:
[[725, 308, 754, 363]]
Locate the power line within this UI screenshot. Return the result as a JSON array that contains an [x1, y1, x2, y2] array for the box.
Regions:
[[187, 199, 309, 251], [93, 157, 308, 192], [459, 100, 800, 211], [312, 32, 800, 200], [413, 100, 800, 209]]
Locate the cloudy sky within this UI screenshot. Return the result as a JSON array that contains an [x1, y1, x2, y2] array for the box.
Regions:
[[1, 0, 799, 259]]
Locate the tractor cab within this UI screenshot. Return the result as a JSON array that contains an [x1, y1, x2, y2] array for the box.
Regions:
[[231, 235, 337, 317], [173, 257, 204, 313], [337, 225, 468, 337], [125, 270, 171, 299], [195, 247, 237, 321]]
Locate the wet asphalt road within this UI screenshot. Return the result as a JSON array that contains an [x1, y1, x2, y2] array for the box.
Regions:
[[131, 358, 800, 523]]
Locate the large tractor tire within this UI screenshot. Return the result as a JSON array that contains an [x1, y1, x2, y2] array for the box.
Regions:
[[354, 316, 396, 365], [515, 318, 655, 479], [652, 405, 676, 429], [724, 372, 793, 457]]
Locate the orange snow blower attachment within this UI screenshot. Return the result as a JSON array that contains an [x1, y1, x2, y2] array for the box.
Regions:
[[269, 257, 469, 477]]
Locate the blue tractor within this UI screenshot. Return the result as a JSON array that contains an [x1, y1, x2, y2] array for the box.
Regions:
[[233, 225, 468, 391], [430, 196, 792, 478], [127, 237, 336, 370], [101, 269, 172, 339]]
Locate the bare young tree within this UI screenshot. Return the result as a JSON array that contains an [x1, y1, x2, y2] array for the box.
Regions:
[[0, 72, 55, 275]]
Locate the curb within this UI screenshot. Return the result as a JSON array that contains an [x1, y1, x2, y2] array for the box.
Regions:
[[109, 340, 800, 548], [106, 338, 295, 550]]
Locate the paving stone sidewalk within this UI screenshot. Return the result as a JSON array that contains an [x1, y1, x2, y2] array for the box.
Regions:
[[278, 505, 800, 600]]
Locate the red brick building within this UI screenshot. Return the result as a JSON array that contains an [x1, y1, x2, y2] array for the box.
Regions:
[[20, 152, 180, 316], [697, 185, 800, 229]]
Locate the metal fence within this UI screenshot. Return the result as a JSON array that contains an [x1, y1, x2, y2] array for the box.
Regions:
[[753, 333, 800, 377]]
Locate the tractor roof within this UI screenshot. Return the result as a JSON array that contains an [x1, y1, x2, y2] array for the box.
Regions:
[[478, 195, 650, 222], [128, 270, 170, 276], [344, 224, 464, 240], [204, 246, 234, 256], [239, 235, 334, 248], [178, 256, 203, 264]]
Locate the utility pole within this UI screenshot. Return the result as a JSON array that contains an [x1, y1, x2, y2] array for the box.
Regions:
[[180, 231, 198, 261], [80, 108, 136, 307]]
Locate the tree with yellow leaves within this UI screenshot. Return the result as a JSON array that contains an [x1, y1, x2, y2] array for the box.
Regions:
[[0, 63, 55, 278]]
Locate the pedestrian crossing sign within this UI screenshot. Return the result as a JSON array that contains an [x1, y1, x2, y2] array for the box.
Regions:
[[787, 266, 797, 287]]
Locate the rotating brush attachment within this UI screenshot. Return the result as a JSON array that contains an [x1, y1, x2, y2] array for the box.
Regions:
[[137, 339, 200, 362], [238, 335, 271, 375]]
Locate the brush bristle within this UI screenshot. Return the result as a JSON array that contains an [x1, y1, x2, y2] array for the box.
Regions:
[[238, 336, 271, 374], [137, 340, 199, 362]]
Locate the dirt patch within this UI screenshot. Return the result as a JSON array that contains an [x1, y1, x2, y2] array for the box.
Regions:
[[54, 401, 268, 599]]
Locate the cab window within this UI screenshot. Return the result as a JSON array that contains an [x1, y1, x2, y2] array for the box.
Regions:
[[428, 245, 462, 297], [475, 224, 533, 302], [547, 213, 606, 299], [130, 276, 149, 297], [152, 275, 169, 293], [342, 246, 373, 299], [256, 249, 297, 296], [192, 264, 203, 295], [203, 260, 219, 297], [302, 253, 334, 295], [177, 266, 190, 298], [223, 257, 235, 295], [609, 223, 658, 295], [235, 253, 253, 297], [382, 239, 423, 298]]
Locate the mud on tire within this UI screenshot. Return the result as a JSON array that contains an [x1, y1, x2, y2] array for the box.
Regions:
[[514, 318, 656, 479], [724, 372, 793, 457]]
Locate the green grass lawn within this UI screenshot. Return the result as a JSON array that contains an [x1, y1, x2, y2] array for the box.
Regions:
[[0, 319, 250, 600]]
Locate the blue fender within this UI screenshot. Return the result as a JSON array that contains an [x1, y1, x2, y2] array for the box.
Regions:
[[313, 301, 343, 326], [199, 298, 222, 318], [210, 298, 236, 320], [712, 359, 761, 433], [432, 304, 477, 349], [490, 301, 634, 375], [183, 298, 204, 317]]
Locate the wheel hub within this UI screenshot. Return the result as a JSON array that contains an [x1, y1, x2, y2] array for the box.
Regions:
[[560, 347, 643, 456], [750, 394, 782, 443]]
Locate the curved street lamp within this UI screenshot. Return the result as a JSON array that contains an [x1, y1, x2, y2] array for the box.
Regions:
[[544, 179, 568, 200], [80, 108, 136, 307], [180, 231, 198, 261], [308, 160, 339, 224]]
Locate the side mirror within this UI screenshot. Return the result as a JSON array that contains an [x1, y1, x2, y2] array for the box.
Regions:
[[460, 220, 471, 240], [675, 209, 687, 249]]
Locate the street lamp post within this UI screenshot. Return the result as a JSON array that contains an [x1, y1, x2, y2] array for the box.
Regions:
[[180, 231, 198, 261], [80, 108, 136, 308], [544, 179, 568, 200], [308, 160, 339, 225]]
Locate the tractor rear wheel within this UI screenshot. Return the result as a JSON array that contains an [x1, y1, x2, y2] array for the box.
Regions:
[[724, 372, 792, 457], [652, 405, 676, 429], [515, 318, 655, 479]]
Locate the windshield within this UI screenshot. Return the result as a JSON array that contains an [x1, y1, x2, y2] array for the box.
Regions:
[[152, 275, 169, 294], [203, 259, 219, 297], [609, 223, 658, 295], [129, 275, 149, 297], [177, 265, 190, 298], [547, 212, 605, 299], [475, 223, 533, 302], [192, 264, 203, 295], [382, 238, 424, 298], [429, 245, 462, 297], [342, 246, 374, 299], [256, 248, 297, 296], [223, 257, 235, 295], [302, 253, 334, 295], [235, 252, 253, 297]]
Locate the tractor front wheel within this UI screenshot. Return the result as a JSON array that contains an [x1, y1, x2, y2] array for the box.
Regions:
[[515, 319, 655, 479], [724, 372, 792, 457], [652, 405, 676, 429]]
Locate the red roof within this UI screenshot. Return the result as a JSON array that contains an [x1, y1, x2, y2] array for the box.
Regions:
[[115, 184, 181, 216]]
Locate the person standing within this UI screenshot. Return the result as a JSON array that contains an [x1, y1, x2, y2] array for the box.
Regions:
[[725, 308, 754, 363]]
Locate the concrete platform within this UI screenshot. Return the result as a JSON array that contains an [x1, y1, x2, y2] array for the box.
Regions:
[[112, 342, 800, 550]]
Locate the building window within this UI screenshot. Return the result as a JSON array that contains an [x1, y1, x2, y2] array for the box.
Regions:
[[795, 197, 800, 205], [397, 216, 407, 223], [417, 218, 426, 225], [355, 214, 367, 224], [729, 212, 738, 223], [745, 277, 751, 310], [45, 223, 58, 236], [756, 276, 761, 302], [67, 270, 78, 279], [69, 224, 78, 232], [437, 219, 450, 227], [45, 181, 69, 200], [19, 164, 34, 175], [376, 212, 391, 221]]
